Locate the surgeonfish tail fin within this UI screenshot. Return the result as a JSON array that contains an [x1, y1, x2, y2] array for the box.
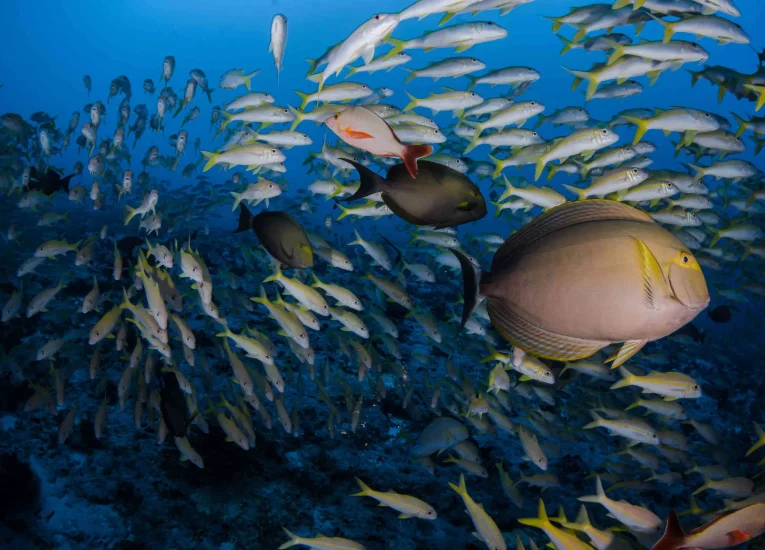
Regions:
[[401, 144, 433, 179], [450, 249, 482, 330], [234, 203, 254, 234], [340, 158, 386, 202], [652, 510, 687, 550]]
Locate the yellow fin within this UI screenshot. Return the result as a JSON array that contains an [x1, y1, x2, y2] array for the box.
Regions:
[[606, 340, 647, 369], [632, 237, 665, 310]]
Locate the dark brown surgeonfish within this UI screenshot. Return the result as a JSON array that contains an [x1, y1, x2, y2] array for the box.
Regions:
[[234, 203, 313, 269], [340, 159, 487, 229], [453, 200, 710, 369], [28, 167, 74, 196], [158, 370, 197, 438]]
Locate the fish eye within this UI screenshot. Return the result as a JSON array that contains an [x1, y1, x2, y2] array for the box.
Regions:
[[632, 168, 638, 174], [601, 129, 608, 135], [283, 109, 289, 113], [271, 149, 277, 153], [374, 14, 380, 19], [682, 254, 689, 264], [530, 101, 536, 106], [704, 113, 711, 118]]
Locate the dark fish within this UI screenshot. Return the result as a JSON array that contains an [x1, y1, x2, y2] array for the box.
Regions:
[[30, 111, 55, 124], [707, 305, 734, 323], [341, 159, 487, 229], [116, 236, 143, 258], [158, 371, 196, 438], [674, 322, 705, 343], [27, 167, 73, 196], [234, 204, 313, 269]]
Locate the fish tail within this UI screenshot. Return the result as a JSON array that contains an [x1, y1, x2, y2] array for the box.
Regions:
[[489, 154, 504, 179], [336, 202, 351, 221], [242, 72, 256, 91], [447, 473, 468, 499], [648, 13, 673, 43], [691, 477, 712, 496], [403, 91, 419, 113], [463, 123, 485, 154], [402, 144, 433, 178], [351, 477, 373, 497], [562, 67, 585, 92], [571, 24, 588, 44], [294, 90, 311, 111], [731, 113, 748, 138], [609, 366, 635, 390], [498, 175, 516, 202], [233, 202, 254, 234], [624, 116, 649, 145], [201, 151, 218, 172], [288, 106, 304, 131], [745, 423, 765, 457], [534, 157, 546, 181], [563, 184, 587, 201], [450, 248, 482, 330], [607, 43, 626, 66], [518, 499, 552, 529], [543, 16, 562, 33], [744, 84, 765, 111], [556, 34, 574, 55], [612, 0, 631, 7], [582, 412, 603, 431], [624, 400, 640, 411], [278, 527, 301, 549], [263, 263, 282, 283], [230, 192, 243, 211], [654, 511, 687, 550], [384, 38, 407, 59], [687, 162, 705, 181], [578, 476, 606, 503], [124, 205, 137, 225], [403, 69, 417, 84], [250, 285, 269, 306]]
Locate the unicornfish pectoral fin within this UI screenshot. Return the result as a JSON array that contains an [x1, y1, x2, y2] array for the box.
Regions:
[[633, 237, 665, 310], [606, 339, 647, 369]]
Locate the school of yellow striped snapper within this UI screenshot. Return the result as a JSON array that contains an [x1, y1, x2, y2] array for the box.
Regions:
[[1, 0, 765, 548]]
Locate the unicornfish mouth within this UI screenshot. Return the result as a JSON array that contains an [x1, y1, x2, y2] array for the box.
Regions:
[[669, 263, 710, 310]]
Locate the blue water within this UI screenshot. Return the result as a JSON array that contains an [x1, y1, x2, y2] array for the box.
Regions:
[[1, 0, 765, 549]]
